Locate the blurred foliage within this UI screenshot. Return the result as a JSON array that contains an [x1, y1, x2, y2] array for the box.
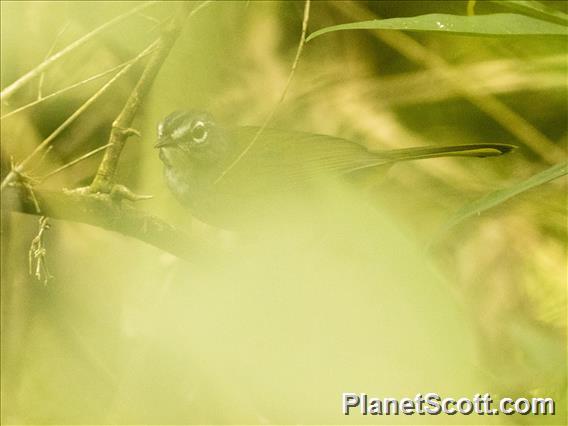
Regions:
[[442, 160, 567, 233], [307, 12, 568, 40], [1, 1, 566, 424]]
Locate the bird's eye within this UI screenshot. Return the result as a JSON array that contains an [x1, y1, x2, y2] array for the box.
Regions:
[[191, 122, 208, 144]]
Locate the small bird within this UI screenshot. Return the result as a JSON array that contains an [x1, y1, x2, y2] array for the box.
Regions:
[[155, 110, 515, 229]]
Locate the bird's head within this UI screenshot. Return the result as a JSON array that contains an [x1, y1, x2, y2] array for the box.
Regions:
[[154, 110, 228, 165]]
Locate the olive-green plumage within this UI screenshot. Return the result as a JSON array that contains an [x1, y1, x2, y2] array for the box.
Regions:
[[156, 111, 515, 228]]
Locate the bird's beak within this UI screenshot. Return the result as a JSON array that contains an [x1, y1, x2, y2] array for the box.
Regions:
[[154, 137, 175, 149]]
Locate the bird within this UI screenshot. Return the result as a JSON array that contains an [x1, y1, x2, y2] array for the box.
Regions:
[[155, 110, 515, 229]]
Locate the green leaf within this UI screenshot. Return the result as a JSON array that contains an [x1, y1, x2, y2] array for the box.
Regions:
[[491, 0, 568, 26], [443, 161, 567, 231], [306, 13, 568, 42]]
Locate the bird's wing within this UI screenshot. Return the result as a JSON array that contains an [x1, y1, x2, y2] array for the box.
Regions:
[[214, 126, 388, 195]]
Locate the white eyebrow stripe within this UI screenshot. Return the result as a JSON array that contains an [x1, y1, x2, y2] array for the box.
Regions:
[[157, 122, 164, 137], [171, 122, 193, 139]]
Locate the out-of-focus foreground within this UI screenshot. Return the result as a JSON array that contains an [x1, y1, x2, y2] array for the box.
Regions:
[[1, 1, 566, 424]]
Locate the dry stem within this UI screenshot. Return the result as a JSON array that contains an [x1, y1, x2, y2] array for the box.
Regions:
[[0, 2, 157, 101], [214, 0, 311, 185]]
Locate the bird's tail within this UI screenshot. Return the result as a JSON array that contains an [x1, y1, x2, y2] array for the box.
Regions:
[[381, 143, 516, 162]]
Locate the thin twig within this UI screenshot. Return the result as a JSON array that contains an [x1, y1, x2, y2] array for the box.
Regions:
[[0, 40, 160, 191], [136, 11, 161, 25], [22, 181, 41, 214], [31, 146, 54, 173], [1, 53, 155, 121], [214, 0, 311, 185], [0, 1, 158, 101], [91, 1, 212, 193], [37, 23, 70, 101], [40, 143, 113, 182]]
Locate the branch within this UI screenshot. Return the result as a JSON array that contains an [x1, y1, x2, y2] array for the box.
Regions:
[[2, 184, 219, 262], [1, 2, 215, 263], [91, 1, 208, 193], [0, 41, 159, 191]]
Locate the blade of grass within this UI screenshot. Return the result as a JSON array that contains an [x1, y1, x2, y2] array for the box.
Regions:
[[307, 13, 568, 42], [491, 0, 568, 26], [333, 2, 565, 164], [444, 161, 567, 231]]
